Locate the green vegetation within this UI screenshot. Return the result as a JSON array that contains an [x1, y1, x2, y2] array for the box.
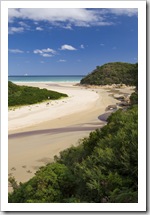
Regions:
[[8, 81, 68, 107], [8, 105, 138, 203], [8, 63, 138, 203], [80, 62, 138, 86], [130, 92, 138, 105]]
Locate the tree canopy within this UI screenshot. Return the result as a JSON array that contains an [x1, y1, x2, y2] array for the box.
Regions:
[[80, 62, 138, 86]]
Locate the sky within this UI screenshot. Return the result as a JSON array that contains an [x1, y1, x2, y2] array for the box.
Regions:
[[8, 8, 138, 76]]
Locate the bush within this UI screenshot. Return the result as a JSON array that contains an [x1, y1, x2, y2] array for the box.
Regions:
[[8, 106, 138, 203], [8, 81, 68, 107]]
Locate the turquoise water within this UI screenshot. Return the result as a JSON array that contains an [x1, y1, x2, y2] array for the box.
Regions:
[[8, 75, 84, 83]]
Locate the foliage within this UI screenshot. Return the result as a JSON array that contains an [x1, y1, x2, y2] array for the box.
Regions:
[[9, 163, 75, 203], [131, 63, 138, 90], [8, 105, 138, 203], [8, 81, 68, 107], [8, 177, 19, 190], [130, 92, 138, 105], [80, 62, 138, 86]]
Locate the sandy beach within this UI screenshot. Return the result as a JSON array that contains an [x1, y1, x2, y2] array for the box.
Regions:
[[8, 83, 100, 132], [8, 82, 134, 191]]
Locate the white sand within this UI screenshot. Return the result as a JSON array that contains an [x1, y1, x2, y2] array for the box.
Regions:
[[8, 82, 134, 191], [9, 83, 99, 132]]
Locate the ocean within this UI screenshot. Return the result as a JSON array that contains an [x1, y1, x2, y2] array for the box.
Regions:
[[8, 75, 84, 83]]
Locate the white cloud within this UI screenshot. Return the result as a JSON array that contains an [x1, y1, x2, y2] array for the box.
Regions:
[[43, 48, 56, 54], [42, 54, 52, 57], [36, 27, 43, 31], [108, 8, 138, 17], [58, 59, 66, 62], [100, 43, 105, 46], [8, 8, 21, 22], [9, 49, 24, 53], [80, 44, 84, 49], [9, 27, 24, 34], [9, 21, 30, 34], [8, 8, 112, 28], [34, 48, 56, 54], [18, 21, 29, 28], [62, 24, 72, 30], [60, 44, 77, 51], [33, 49, 43, 54], [33, 48, 56, 57], [8, 8, 138, 32], [9, 8, 98, 22]]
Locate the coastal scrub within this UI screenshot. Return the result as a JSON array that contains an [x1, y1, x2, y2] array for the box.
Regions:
[[8, 81, 68, 106]]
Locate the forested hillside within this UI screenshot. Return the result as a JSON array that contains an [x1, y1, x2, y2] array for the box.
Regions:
[[80, 62, 138, 86], [8, 81, 68, 106]]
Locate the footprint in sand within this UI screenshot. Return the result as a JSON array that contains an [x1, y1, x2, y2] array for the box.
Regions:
[[8, 173, 13, 177], [22, 165, 27, 168], [26, 170, 32, 173], [11, 167, 16, 171]]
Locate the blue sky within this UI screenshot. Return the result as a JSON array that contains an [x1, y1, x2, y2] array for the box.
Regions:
[[8, 8, 138, 76]]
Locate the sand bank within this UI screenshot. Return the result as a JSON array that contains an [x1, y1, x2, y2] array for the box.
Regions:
[[8, 82, 134, 190], [9, 82, 99, 132]]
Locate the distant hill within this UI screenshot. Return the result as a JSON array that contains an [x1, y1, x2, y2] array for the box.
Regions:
[[8, 81, 68, 107], [80, 62, 138, 86]]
